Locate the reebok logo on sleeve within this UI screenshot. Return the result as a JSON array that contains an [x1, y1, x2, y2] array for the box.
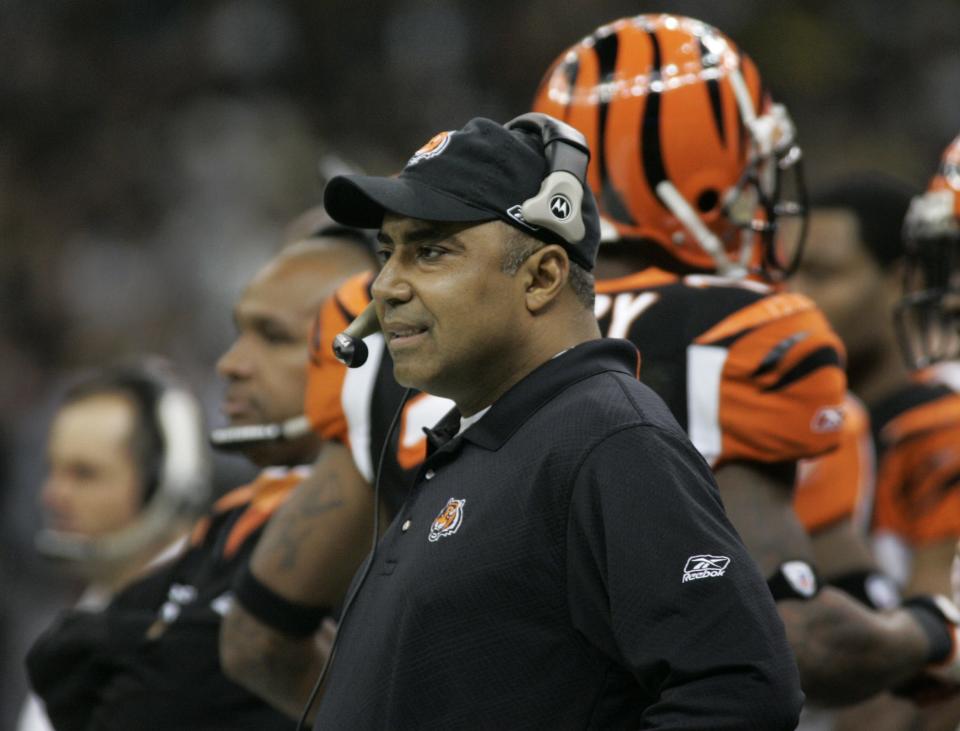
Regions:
[[682, 555, 730, 583]]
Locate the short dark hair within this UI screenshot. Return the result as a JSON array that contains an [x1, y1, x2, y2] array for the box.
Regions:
[[500, 228, 595, 309], [309, 223, 378, 260], [60, 363, 171, 504], [811, 173, 920, 272]]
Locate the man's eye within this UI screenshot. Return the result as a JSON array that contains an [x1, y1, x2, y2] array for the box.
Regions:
[[71, 465, 98, 482], [260, 326, 295, 345], [376, 248, 392, 264], [418, 246, 445, 261]]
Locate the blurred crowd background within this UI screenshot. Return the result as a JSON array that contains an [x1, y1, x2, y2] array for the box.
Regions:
[[2, 0, 958, 725]]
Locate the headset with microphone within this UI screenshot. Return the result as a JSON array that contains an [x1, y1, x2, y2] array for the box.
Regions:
[[214, 222, 378, 446], [331, 112, 590, 369], [208, 415, 312, 450], [36, 360, 211, 568], [294, 113, 590, 728]]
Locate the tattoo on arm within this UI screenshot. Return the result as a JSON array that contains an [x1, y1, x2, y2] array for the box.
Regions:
[[260, 471, 345, 572]]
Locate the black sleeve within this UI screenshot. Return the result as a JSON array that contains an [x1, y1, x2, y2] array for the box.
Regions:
[[25, 556, 184, 731], [25, 607, 154, 731], [566, 424, 803, 730]]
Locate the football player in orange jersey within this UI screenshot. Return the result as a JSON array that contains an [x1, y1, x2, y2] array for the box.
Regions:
[[795, 170, 960, 599], [892, 132, 960, 730], [793, 165, 960, 728], [532, 13, 960, 708], [892, 137, 960, 602]]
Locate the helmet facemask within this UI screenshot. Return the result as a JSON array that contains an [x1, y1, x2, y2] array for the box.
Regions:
[[896, 189, 960, 368], [718, 79, 808, 282]]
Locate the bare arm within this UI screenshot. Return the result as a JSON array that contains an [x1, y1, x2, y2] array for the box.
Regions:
[[810, 517, 878, 579], [908, 538, 958, 597], [715, 461, 934, 706], [220, 440, 378, 720], [221, 609, 335, 720]]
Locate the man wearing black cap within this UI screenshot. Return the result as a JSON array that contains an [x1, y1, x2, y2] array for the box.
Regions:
[[310, 115, 803, 729]]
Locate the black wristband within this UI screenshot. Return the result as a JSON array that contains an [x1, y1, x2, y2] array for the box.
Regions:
[[829, 570, 901, 610], [767, 560, 820, 602], [903, 596, 957, 665], [233, 564, 329, 638]]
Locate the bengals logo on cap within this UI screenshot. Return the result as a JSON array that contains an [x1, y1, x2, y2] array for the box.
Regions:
[[428, 497, 465, 542], [406, 130, 454, 167]]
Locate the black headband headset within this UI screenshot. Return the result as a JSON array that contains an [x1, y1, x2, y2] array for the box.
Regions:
[[331, 112, 590, 369], [36, 363, 211, 566]]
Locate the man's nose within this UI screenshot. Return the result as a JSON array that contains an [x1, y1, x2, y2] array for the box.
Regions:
[[216, 337, 254, 380], [371, 258, 414, 308], [40, 475, 69, 514]]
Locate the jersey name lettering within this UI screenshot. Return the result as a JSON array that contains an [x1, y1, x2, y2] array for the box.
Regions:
[[596, 292, 660, 338]]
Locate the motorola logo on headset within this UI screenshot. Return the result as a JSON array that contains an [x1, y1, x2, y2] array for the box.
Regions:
[[549, 194, 573, 221]]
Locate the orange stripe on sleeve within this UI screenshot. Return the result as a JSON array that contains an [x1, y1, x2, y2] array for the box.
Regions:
[[713, 302, 848, 465], [695, 292, 817, 346], [595, 267, 678, 294], [222, 469, 308, 559], [794, 395, 872, 533], [874, 396, 960, 546]]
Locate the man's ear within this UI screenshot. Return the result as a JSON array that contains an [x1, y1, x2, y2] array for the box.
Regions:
[[522, 245, 569, 314]]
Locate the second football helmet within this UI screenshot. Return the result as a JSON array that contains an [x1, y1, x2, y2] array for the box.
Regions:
[[896, 134, 960, 369], [532, 14, 806, 280]]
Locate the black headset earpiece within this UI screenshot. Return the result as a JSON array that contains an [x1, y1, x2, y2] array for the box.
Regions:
[[503, 112, 591, 246]]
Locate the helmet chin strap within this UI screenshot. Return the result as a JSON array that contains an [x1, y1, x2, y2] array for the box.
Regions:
[[655, 180, 746, 278]]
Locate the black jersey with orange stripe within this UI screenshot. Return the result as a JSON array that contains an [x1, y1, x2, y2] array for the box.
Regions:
[[595, 268, 848, 468], [305, 271, 454, 515], [870, 380, 960, 547], [28, 467, 307, 731]]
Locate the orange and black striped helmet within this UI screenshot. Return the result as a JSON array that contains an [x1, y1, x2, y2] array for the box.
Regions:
[[532, 14, 807, 280], [896, 133, 960, 368]]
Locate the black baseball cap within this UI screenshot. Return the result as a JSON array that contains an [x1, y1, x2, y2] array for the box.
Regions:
[[322, 117, 600, 270]]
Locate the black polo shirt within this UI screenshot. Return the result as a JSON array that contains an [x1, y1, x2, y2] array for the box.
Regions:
[[314, 338, 802, 730]]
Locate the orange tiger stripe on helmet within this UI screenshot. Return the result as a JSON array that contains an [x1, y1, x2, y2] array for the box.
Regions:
[[532, 14, 767, 272], [903, 133, 960, 245], [929, 134, 960, 216]]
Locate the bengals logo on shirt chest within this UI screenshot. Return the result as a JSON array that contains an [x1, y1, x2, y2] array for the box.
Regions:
[[428, 498, 466, 542]]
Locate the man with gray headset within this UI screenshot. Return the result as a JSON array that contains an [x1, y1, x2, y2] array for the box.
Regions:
[[308, 114, 802, 729]]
